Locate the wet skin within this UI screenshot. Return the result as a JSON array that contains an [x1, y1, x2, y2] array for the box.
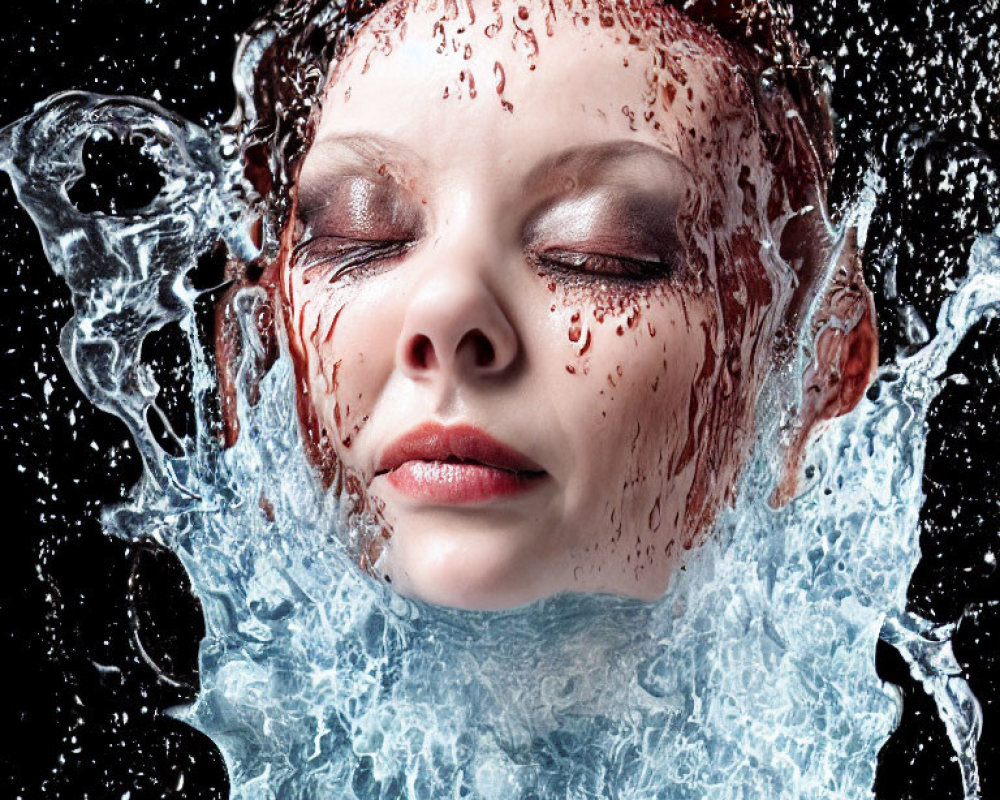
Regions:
[[281, 0, 816, 609]]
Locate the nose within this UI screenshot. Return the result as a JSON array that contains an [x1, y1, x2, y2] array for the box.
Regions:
[[396, 261, 519, 383]]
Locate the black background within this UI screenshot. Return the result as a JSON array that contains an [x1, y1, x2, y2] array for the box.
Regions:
[[1, 1, 998, 798]]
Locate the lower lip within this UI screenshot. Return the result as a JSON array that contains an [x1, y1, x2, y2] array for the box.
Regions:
[[386, 460, 545, 504]]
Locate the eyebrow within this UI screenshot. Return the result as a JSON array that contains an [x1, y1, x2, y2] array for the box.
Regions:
[[297, 134, 688, 213], [521, 140, 689, 191], [302, 133, 428, 182], [296, 133, 426, 218]]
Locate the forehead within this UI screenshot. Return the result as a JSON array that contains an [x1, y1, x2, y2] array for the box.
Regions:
[[311, 0, 758, 174]]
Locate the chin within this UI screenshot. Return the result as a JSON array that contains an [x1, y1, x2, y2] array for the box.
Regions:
[[382, 524, 551, 611]]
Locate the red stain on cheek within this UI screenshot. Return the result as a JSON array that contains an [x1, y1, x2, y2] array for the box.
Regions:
[[315, 312, 345, 396], [558, 284, 673, 376], [568, 312, 582, 342], [294, 289, 369, 456], [559, 306, 590, 374], [662, 82, 677, 108], [322, 307, 344, 346]]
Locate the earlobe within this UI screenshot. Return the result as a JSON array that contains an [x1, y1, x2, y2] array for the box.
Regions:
[[773, 230, 878, 505]]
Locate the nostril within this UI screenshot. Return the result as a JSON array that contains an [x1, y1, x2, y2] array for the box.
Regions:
[[409, 334, 436, 370], [464, 329, 495, 367], [404, 327, 508, 375], [474, 336, 495, 367]]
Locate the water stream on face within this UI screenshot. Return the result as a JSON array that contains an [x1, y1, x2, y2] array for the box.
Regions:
[[0, 39, 995, 800]]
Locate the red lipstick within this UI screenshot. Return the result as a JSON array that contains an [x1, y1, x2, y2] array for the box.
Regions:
[[375, 422, 546, 504]]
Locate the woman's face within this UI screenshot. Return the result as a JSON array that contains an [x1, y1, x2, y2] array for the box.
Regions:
[[282, 0, 794, 609]]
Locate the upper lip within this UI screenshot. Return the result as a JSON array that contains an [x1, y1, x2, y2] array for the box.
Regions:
[[375, 422, 545, 475]]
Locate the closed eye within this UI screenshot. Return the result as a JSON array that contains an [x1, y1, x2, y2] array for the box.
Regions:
[[530, 248, 676, 282], [293, 236, 415, 284]]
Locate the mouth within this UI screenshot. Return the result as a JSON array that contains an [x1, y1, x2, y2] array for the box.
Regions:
[[374, 422, 548, 504]]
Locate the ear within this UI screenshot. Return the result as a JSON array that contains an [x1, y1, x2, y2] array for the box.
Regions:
[[773, 227, 879, 504]]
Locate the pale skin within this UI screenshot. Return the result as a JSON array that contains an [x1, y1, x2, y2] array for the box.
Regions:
[[278, 0, 877, 610]]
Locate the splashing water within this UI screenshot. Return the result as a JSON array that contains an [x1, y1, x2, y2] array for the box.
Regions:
[[0, 71, 994, 800]]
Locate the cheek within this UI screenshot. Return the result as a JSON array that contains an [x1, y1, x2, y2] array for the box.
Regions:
[[554, 287, 711, 426], [614, 302, 714, 530], [554, 289, 716, 503], [544, 287, 718, 587], [288, 278, 399, 456]]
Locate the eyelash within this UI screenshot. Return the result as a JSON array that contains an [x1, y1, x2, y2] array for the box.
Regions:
[[529, 249, 675, 284], [293, 236, 414, 284], [292, 237, 676, 288]]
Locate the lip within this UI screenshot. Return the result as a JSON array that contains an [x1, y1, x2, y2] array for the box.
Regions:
[[375, 422, 547, 504]]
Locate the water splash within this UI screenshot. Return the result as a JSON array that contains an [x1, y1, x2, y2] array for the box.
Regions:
[[1, 87, 993, 800]]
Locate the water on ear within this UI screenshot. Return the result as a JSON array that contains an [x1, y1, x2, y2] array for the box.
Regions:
[[1, 63, 994, 800]]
